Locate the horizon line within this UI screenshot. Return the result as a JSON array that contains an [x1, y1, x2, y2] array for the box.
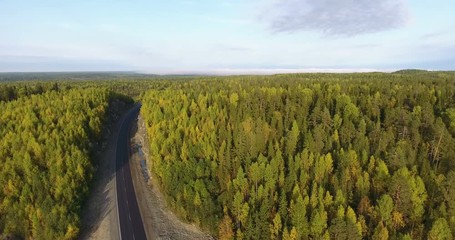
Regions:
[[0, 68, 451, 76]]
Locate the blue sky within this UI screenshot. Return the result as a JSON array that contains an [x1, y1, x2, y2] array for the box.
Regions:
[[0, 0, 454, 73]]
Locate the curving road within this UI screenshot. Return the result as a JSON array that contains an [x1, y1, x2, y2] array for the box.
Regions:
[[116, 104, 147, 240]]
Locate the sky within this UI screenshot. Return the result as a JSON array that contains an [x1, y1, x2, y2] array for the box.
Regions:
[[0, 0, 454, 73]]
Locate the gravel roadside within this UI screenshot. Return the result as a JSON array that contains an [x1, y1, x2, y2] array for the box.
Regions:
[[79, 102, 132, 240], [129, 114, 213, 240]]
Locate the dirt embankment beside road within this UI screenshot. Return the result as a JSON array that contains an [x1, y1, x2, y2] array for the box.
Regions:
[[79, 100, 131, 240], [129, 114, 213, 240]]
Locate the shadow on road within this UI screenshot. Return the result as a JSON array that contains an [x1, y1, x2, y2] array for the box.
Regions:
[[79, 103, 137, 240]]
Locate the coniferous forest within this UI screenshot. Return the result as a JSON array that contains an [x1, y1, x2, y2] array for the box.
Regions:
[[141, 72, 455, 239], [1, 71, 455, 239], [0, 84, 130, 239]]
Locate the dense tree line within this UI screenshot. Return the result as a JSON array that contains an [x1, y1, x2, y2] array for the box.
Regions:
[[0, 72, 156, 82], [0, 72, 200, 100], [0, 87, 121, 239], [0, 82, 60, 102], [0, 78, 176, 101], [141, 72, 455, 239]]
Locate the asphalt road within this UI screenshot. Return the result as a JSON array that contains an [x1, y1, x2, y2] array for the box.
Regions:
[[116, 104, 147, 240]]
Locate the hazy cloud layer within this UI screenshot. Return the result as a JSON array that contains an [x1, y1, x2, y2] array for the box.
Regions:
[[267, 0, 409, 36]]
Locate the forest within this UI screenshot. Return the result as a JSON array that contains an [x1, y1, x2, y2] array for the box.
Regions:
[[1, 71, 455, 239], [140, 72, 455, 239], [0, 84, 131, 239]]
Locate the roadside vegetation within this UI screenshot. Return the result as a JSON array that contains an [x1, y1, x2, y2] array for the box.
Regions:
[[141, 72, 455, 239]]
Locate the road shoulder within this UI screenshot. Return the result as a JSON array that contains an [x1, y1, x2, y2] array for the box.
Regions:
[[79, 102, 133, 240], [129, 113, 213, 240]]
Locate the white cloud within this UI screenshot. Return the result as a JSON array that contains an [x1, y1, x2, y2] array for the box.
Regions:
[[265, 0, 409, 36]]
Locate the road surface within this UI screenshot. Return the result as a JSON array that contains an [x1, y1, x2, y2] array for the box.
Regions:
[[116, 104, 147, 240]]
